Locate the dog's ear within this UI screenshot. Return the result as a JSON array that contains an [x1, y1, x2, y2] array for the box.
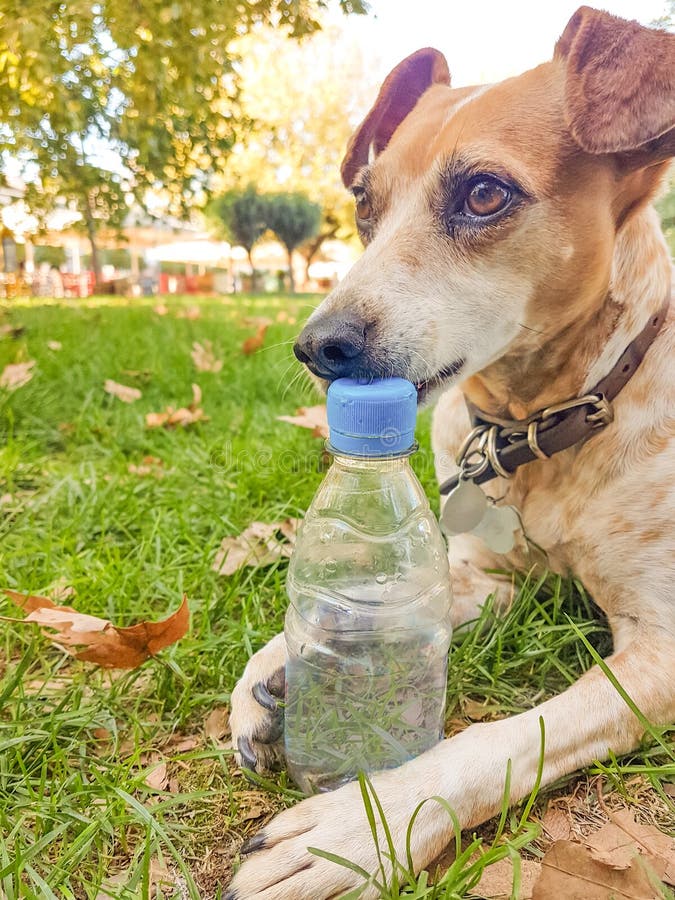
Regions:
[[555, 6, 675, 165], [341, 48, 450, 188]]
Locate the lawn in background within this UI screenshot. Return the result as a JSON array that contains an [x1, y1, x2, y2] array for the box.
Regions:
[[0, 293, 673, 899]]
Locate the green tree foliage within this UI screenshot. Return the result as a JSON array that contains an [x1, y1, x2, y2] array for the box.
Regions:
[[0, 0, 367, 283], [207, 185, 268, 289], [220, 24, 375, 281], [264, 192, 321, 292]]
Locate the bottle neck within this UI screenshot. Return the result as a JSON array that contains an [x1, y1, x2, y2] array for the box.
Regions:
[[331, 449, 415, 474]]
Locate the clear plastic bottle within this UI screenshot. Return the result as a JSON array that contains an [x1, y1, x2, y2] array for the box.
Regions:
[[284, 377, 453, 794]]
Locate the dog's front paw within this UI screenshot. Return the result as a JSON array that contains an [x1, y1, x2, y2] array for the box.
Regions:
[[230, 632, 287, 773], [226, 758, 448, 900]]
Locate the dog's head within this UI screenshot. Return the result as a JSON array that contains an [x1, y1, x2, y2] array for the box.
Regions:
[[294, 7, 674, 408]]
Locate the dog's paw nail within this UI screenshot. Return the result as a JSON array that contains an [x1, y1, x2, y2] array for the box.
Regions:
[[267, 666, 286, 698], [237, 736, 257, 771], [252, 680, 278, 712], [241, 831, 267, 855]]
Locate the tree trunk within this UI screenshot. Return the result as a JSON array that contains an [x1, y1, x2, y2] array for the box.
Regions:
[[247, 248, 257, 292], [83, 196, 102, 292], [286, 246, 295, 293], [301, 224, 340, 286]]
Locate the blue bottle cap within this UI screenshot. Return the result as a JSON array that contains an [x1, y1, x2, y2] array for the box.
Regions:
[[326, 377, 418, 457]]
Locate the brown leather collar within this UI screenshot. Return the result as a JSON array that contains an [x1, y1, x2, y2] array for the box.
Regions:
[[439, 297, 670, 496]]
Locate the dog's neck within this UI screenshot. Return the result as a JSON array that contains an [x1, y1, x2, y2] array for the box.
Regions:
[[461, 205, 672, 421]]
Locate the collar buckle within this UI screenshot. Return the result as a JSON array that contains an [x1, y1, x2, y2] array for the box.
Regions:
[[541, 392, 614, 428]]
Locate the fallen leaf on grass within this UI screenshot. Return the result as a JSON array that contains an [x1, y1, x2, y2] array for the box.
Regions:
[[153, 303, 169, 316], [212, 518, 301, 576], [144, 761, 169, 792], [473, 856, 541, 899], [242, 324, 268, 355], [0, 360, 35, 391], [104, 379, 142, 403], [204, 706, 230, 742], [4, 590, 189, 669], [166, 734, 200, 753], [128, 456, 165, 477], [49, 578, 76, 602], [532, 838, 663, 899], [191, 339, 223, 373], [145, 383, 208, 429], [540, 805, 574, 842], [277, 404, 329, 439], [585, 808, 675, 882], [47, 340, 62, 351], [97, 856, 175, 898]]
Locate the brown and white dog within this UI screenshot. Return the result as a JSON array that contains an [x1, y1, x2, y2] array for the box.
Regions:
[[226, 7, 675, 898]]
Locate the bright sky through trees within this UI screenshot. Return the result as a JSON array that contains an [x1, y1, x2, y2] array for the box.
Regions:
[[345, 0, 667, 86]]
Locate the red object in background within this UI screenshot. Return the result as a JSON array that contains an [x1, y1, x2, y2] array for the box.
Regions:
[[62, 272, 95, 297], [157, 272, 213, 294]]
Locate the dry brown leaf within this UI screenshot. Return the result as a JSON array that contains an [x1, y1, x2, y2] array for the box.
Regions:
[[4, 590, 189, 669], [585, 808, 675, 878], [167, 734, 200, 753], [204, 706, 230, 742], [541, 806, 574, 842], [191, 339, 223, 373], [212, 518, 301, 576], [277, 404, 329, 439], [242, 324, 269, 355], [49, 578, 76, 602], [532, 839, 665, 900], [96, 856, 174, 898], [153, 303, 169, 316], [145, 384, 208, 429], [47, 340, 62, 351], [128, 456, 165, 478], [0, 360, 35, 391], [473, 857, 541, 899], [144, 761, 169, 792], [104, 379, 142, 403]]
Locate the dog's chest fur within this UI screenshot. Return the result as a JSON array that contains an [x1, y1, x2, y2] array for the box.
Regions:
[[433, 300, 675, 635]]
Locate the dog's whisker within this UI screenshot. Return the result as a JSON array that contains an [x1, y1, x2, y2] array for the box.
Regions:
[[257, 338, 296, 354]]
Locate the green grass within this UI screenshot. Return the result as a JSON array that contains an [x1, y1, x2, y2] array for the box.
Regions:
[[0, 293, 673, 899]]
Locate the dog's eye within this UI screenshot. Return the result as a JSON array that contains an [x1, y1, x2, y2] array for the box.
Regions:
[[464, 178, 511, 217], [355, 194, 372, 221]]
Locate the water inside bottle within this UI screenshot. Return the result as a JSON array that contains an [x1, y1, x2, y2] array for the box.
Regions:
[[284, 613, 448, 794]]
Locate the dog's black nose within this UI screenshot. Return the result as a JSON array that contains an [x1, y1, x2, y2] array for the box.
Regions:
[[294, 317, 367, 379]]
